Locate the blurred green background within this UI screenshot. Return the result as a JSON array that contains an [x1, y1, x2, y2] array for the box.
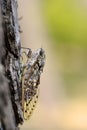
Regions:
[[18, 0, 87, 129], [42, 0, 87, 98], [42, 0, 87, 45]]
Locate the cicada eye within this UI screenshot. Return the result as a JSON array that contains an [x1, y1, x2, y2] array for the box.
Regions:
[[39, 48, 43, 56]]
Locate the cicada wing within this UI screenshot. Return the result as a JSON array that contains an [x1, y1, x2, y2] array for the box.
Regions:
[[21, 48, 45, 120], [23, 87, 39, 120]]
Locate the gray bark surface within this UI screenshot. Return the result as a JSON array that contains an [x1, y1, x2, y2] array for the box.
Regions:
[[0, 0, 23, 129]]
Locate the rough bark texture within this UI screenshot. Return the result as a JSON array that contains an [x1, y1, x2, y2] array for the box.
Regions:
[[0, 0, 23, 129], [0, 0, 46, 129]]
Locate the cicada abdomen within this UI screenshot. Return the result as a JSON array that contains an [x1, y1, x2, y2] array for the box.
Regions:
[[21, 48, 45, 120]]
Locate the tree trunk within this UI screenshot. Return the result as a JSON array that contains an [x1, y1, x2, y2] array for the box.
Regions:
[[0, 0, 46, 129], [0, 0, 23, 129]]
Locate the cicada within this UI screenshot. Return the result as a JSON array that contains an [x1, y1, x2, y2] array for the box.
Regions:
[[21, 48, 45, 120]]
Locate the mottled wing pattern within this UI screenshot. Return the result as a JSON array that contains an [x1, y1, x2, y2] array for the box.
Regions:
[[21, 48, 45, 120], [23, 86, 39, 120]]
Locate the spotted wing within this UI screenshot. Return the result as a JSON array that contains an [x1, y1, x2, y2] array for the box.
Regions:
[[22, 48, 45, 120], [23, 86, 39, 120]]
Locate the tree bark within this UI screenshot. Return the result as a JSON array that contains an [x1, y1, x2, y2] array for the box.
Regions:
[[0, 0, 46, 129], [0, 0, 23, 129]]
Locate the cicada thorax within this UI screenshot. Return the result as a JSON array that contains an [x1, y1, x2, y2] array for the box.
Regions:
[[21, 48, 45, 120]]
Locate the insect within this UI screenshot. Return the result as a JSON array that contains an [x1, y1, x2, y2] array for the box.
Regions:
[[21, 47, 45, 120]]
